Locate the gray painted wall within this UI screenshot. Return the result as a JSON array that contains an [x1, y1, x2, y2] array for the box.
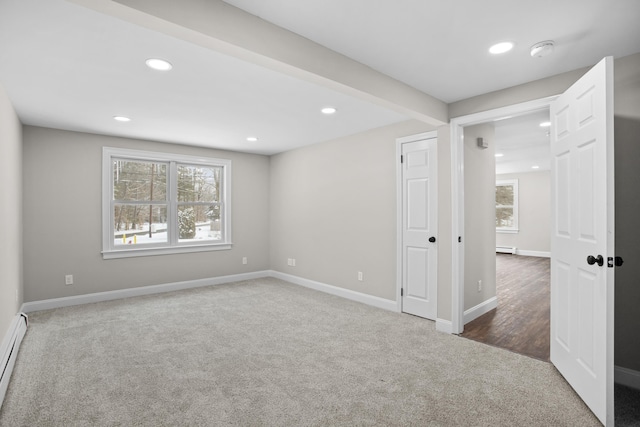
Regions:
[[0, 84, 22, 344], [269, 120, 434, 301], [463, 124, 496, 311], [496, 171, 551, 254], [22, 127, 270, 302]]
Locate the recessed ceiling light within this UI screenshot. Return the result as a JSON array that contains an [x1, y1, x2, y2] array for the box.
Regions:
[[539, 121, 551, 127], [113, 116, 131, 122], [489, 42, 514, 55], [145, 58, 173, 71], [532, 165, 540, 169], [495, 153, 504, 158], [246, 137, 258, 142], [321, 107, 337, 115]]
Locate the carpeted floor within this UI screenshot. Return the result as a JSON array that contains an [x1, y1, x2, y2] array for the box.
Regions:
[[1, 277, 601, 426]]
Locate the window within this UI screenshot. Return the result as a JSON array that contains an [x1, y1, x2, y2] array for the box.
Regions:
[[496, 179, 518, 233], [102, 147, 231, 258]]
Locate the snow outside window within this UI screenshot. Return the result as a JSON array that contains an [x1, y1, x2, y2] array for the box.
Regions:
[[102, 147, 231, 258]]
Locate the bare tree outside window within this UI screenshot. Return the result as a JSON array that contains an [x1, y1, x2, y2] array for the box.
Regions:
[[496, 179, 518, 232]]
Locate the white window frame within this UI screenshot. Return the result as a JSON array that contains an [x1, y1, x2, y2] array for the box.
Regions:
[[496, 179, 519, 233], [102, 147, 232, 259]]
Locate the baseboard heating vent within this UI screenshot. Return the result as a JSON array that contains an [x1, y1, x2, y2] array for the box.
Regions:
[[496, 246, 517, 254], [0, 313, 28, 409]]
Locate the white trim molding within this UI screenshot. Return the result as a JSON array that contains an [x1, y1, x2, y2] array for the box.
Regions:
[[464, 296, 498, 325], [270, 271, 397, 312], [516, 250, 551, 258], [20, 271, 269, 313], [20, 271, 398, 316], [1, 313, 28, 409], [436, 319, 453, 334], [615, 365, 640, 391]]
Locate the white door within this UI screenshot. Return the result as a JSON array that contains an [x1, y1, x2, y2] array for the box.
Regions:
[[401, 138, 437, 319], [550, 57, 614, 426]]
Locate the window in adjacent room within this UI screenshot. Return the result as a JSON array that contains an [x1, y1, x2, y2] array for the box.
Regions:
[[496, 179, 518, 233], [102, 147, 231, 258]]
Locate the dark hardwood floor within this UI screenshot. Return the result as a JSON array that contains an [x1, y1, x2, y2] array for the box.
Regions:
[[461, 253, 550, 361]]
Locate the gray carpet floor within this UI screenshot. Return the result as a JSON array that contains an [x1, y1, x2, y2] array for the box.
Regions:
[[0, 277, 601, 426]]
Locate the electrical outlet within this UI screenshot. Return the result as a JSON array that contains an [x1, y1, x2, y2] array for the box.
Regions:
[[358, 271, 363, 281], [65, 274, 74, 285], [292, 258, 296, 267], [287, 258, 292, 266], [242, 257, 248, 265], [477, 280, 482, 292]]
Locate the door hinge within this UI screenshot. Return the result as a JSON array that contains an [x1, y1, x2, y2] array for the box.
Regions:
[[401, 288, 404, 297], [400, 155, 404, 163], [608, 256, 624, 268]]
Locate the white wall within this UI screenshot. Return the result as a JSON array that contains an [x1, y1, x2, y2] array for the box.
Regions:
[[463, 124, 496, 311], [22, 126, 270, 302], [496, 171, 550, 254], [0, 83, 22, 341]]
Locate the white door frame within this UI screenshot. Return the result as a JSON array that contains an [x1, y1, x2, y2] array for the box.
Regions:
[[396, 131, 438, 313], [449, 97, 558, 334]]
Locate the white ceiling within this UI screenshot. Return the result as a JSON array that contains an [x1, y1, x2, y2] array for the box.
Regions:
[[225, 0, 640, 103], [493, 110, 550, 175], [1, 0, 639, 155]]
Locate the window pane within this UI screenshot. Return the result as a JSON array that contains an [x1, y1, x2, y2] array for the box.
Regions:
[[113, 160, 167, 202], [178, 204, 222, 242], [496, 207, 514, 228], [496, 185, 514, 207], [114, 204, 168, 246], [177, 165, 221, 203]]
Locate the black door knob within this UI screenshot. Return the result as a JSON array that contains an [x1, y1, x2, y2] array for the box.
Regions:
[[587, 255, 604, 266], [429, 236, 436, 243]]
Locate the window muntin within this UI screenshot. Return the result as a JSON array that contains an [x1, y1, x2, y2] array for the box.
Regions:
[[496, 179, 518, 232], [103, 148, 231, 258]]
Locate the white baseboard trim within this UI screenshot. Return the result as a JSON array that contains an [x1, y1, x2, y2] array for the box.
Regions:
[[20, 271, 270, 313], [515, 249, 550, 258], [1, 313, 28, 409], [268, 270, 397, 312], [615, 365, 640, 391], [435, 318, 453, 334], [464, 296, 498, 324]]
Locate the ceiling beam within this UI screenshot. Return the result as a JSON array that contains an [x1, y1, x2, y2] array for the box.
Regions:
[[69, 0, 448, 126]]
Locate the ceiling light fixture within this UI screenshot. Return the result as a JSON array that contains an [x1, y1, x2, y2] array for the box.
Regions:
[[532, 165, 540, 169], [246, 137, 258, 142], [495, 153, 504, 158], [145, 58, 173, 71], [530, 41, 555, 58], [539, 121, 551, 127], [489, 42, 514, 55], [321, 107, 337, 115], [113, 116, 131, 122]]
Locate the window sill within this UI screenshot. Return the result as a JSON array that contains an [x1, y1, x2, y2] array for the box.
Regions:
[[496, 229, 519, 234], [102, 243, 232, 259]]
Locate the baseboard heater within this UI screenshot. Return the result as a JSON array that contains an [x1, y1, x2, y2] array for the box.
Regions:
[[496, 246, 517, 254], [0, 313, 28, 409]]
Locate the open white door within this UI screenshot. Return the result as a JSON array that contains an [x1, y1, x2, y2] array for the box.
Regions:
[[550, 57, 614, 426], [401, 137, 437, 320]]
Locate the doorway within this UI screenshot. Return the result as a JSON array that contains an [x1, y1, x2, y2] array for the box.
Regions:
[[461, 109, 552, 362]]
